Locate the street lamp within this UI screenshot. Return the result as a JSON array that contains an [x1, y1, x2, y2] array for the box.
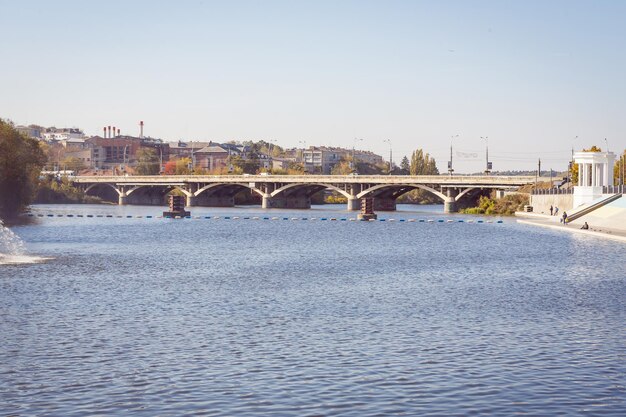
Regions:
[[448, 134, 459, 176], [383, 139, 392, 175], [480, 136, 490, 174], [352, 137, 363, 173]]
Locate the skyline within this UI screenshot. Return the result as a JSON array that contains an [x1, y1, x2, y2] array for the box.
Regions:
[[1, 0, 625, 173]]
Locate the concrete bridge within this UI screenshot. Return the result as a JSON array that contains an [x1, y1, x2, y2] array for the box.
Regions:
[[73, 174, 534, 212]]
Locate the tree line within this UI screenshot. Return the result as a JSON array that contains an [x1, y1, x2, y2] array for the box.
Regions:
[[0, 119, 46, 221]]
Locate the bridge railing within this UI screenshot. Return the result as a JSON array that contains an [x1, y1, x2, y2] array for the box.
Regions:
[[73, 174, 535, 184]]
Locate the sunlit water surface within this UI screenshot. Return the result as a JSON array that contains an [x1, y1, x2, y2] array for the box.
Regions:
[[1, 204, 625, 416]]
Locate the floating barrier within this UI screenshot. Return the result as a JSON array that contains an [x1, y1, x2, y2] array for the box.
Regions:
[[29, 212, 504, 226]]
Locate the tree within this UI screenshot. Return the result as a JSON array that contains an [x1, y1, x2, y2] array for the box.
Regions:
[[400, 156, 410, 175], [135, 148, 160, 175], [614, 149, 626, 185], [0, 119, 47, 220], [401, 148, 439, 204], [228, 155, 259, 174], [163, 160, 177, 175], [410, 149, 438, 175], [175, 158, 193, 175], [61, 156, 86, 171]]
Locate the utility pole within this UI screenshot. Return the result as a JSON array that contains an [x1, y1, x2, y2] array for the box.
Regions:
[[449, 134, 459, 176], [536, 158, 541, 187], [481, 136, 489, 174]]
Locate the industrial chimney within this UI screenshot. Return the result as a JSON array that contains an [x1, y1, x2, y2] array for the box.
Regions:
[[117, 128, 121, 137], [103, 127, 106, 138], [108, 126, 112, 138], [113, 126, 116, 138], [140, 121, 144, 138]]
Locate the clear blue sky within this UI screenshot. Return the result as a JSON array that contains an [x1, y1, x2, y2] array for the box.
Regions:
[[1, 0, 625, 172]]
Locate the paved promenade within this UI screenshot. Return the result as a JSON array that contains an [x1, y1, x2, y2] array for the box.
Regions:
[[515, 211, 626, 243]]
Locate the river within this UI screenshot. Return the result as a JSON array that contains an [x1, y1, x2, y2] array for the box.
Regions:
[[1, 204, 624, 416]]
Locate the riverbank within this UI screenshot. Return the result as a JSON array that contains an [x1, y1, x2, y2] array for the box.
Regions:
[[515, 211, 626, 243]]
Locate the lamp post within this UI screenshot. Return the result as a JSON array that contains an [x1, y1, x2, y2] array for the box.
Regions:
[[352, 137, 363, 173], [480, 136, 490, 174], [383, 139, 392, 175], [448, 134, 459, 176]]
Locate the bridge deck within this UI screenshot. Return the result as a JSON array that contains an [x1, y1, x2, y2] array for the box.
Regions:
[[73, 174, 534, 187]]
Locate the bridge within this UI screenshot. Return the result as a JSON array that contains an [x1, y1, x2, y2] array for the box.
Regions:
[[73, 174, 534, 213]]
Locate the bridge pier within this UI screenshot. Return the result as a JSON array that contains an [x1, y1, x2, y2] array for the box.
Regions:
[[118, 194, 128, 205], [347, 197, 360, 211], [444, 188, 458, 213], [186, 195, 197, 207], [262, 194, 271, 209]]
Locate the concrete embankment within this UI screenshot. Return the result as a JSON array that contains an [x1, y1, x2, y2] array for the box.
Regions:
[[516, 196, 626, 243]]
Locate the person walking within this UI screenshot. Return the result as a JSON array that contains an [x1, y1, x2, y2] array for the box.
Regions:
[[554, 206, 559, 216], [562, 211, 568, 224], [550, 205, 554, 216]]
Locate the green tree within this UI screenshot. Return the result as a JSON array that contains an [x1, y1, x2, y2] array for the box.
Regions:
[[410, 149, 438, 175], [228, 154, 259, 174], [0, 119, 47, 220], [399, 156, 410, 175], [401, 148, 439, 204], [135, 148, 161, 175]]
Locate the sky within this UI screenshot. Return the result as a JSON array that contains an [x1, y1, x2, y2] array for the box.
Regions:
[[1, 0, 625, 173]]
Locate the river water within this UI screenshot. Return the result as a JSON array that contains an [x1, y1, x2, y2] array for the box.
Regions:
[[1, 204, 625, 416]]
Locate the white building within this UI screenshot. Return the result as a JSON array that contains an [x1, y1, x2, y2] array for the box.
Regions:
[[573, 151, 615, 207]]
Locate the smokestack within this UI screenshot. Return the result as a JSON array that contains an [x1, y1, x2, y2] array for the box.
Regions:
[[113, 126, 116, 138], [117, 128, 120, 137], [140, 121, 144, 138], [103, 127, 106, 138], [108, 126, 111, 138]]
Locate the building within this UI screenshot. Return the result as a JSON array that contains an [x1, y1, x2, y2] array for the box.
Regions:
[[85, 135, 170, 171], [272, 157, 297, 171], [16, 125, 42, 139], [42, 128, 85, 142], [194, 144, 231, 172], [168, 141, 212, 159], [302, 146, 384, 174], [573, 151, 616, 207]]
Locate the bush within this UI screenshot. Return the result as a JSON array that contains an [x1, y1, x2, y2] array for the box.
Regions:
[[461, 193, 529, 216]]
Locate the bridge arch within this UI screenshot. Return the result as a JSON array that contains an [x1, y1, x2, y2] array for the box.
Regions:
[[270, 183, 352, 199], [456, 187, 476, 200], [84, 182, 121, 196], [357, 183, 448, 202], [195, 182, 265, 198]]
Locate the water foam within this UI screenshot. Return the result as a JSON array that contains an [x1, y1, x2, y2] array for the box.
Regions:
[[0, 220, 50, 265]]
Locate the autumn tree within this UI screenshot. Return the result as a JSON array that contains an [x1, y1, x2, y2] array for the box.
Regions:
[[61, 156, 86, 171], [0, 119, 47, 220]]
